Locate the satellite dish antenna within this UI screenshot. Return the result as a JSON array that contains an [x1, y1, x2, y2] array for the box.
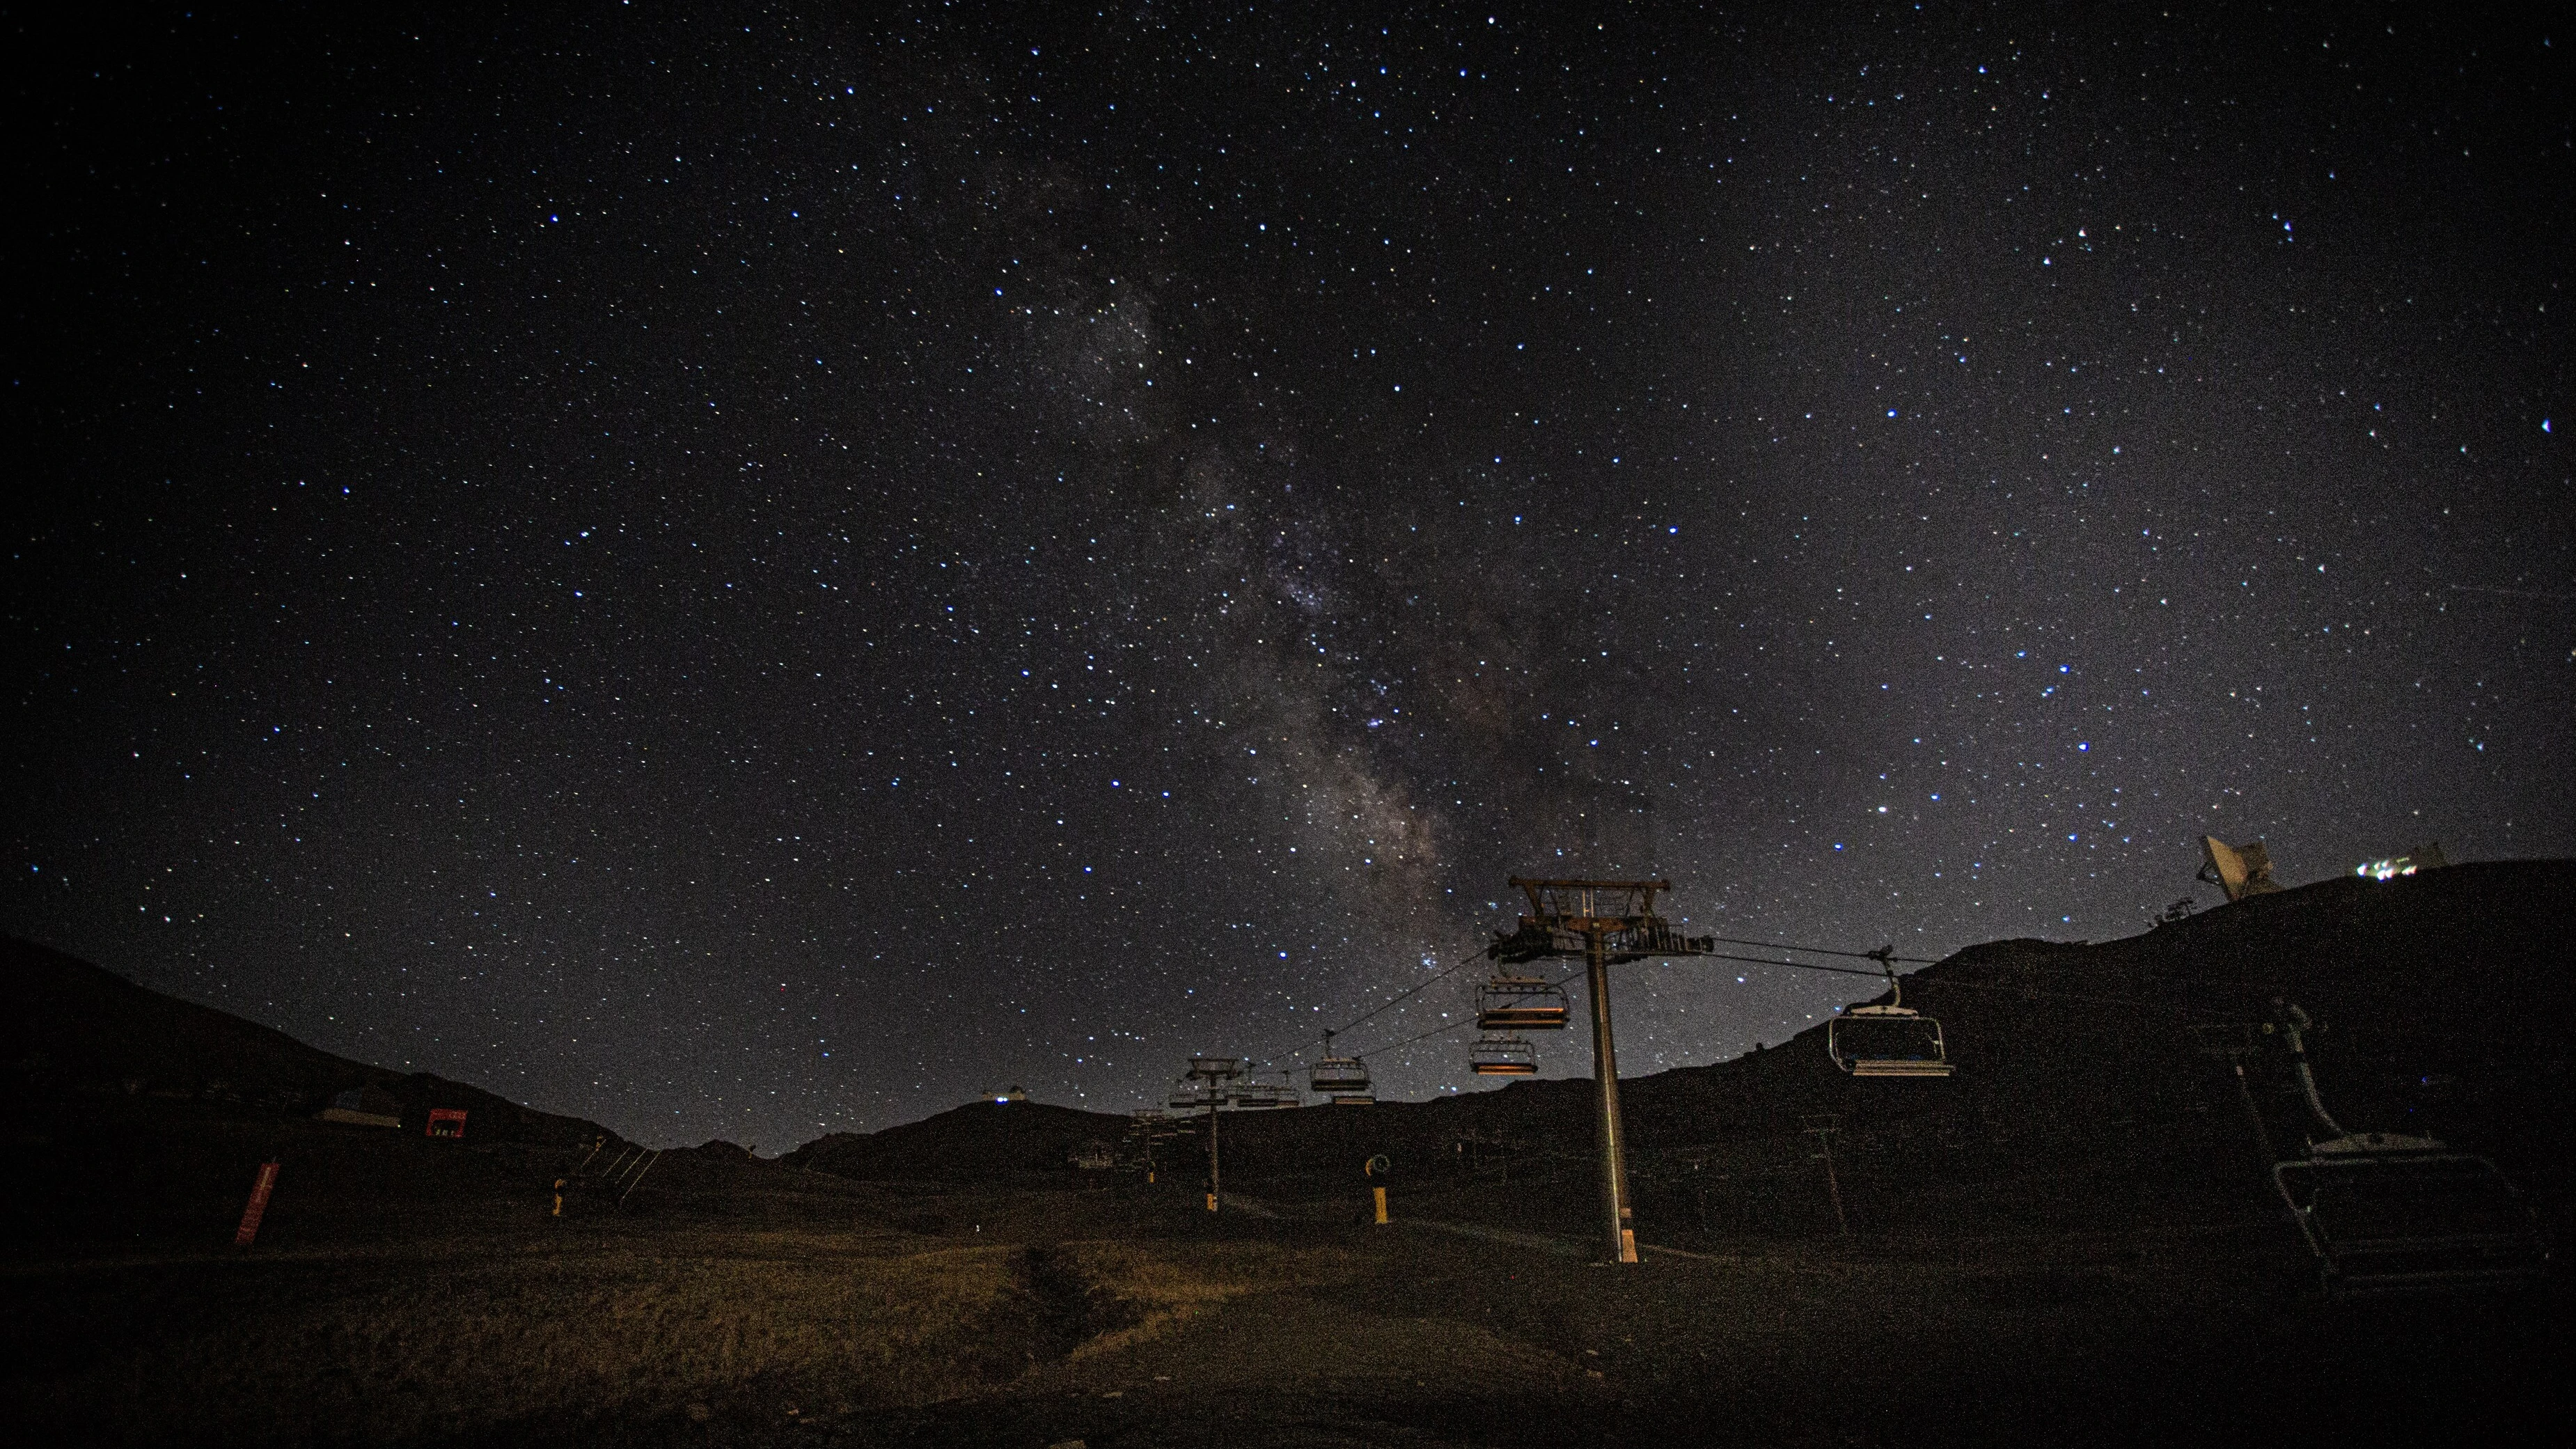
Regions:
[[2199, 836, 2282, 902]]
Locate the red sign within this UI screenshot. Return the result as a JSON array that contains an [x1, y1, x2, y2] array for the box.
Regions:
[[426, 1108, 468, 1138], [234, 1161, 279, 1247]]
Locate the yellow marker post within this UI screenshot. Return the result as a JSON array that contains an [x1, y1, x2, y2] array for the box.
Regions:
[[1373, 1185, 1389, 1225], [1205, 1192, 1218, 1213]]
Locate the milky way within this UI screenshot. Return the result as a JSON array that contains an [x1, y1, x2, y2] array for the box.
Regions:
[[10, 6, 2570, 1147]]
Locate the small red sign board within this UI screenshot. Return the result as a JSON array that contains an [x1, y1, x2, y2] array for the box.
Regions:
[[425, 1108, 468, 1139], [234, 1161, 280, 1247]]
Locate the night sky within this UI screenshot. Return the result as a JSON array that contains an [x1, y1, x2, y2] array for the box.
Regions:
[[10, 5, 2570, 1150]]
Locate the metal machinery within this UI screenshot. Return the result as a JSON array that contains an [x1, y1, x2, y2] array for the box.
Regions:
[[1476, 973, 1572, 1031], [1825, 950, 1954, 1079], [1308, 1030, 1374, 1102], [1469, 1033, 1538, 1075], [2266, 1005, 2547, 1296]]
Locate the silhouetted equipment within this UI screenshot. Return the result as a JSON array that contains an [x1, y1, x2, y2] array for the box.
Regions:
[[2199, 836, 2283, 902], [2356, 841, 2448, 881], [1226, 1074, 1301, 1109], [1126, 1109, 1186, 1182], [1476, 973, 1572, 1031], [1826, 948, 1955, 1079], [1175, 1056, 1246, 1211], [1486, 877, 1718, 1264], [1803, 1115, 1851, 1235], [1169, 1056, 1244, 1109], [1309, 1030, 1372, 1099], [316, 1084, 402, 1129], [2265, 1004, 2547, 1297], [1469, 1033, 1538, 1075], [565, 1136, 661, 1212]]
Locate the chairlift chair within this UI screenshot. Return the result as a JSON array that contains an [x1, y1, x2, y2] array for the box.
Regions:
[[1470, 1033, 1539, 1076], [1226, 1072, 1301, 1109], [1477, 973, 1571, 1031], [2267, 1005, 2547, 1296], [1308, 1030, 1372, 1097], [1826, 950, 1954, 1079]]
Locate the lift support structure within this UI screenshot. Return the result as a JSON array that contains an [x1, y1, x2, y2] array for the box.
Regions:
[[1486, 877, 1717, 1263]]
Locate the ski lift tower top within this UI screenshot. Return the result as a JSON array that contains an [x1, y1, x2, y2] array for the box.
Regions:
[[1488, 877, 1715, 1263]]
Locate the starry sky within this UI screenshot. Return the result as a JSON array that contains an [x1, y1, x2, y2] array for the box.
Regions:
[[9, 4, 2570, 1148]]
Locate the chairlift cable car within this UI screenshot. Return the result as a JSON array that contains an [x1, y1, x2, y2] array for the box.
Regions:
[[2266, 1003, 2546, 1296], [1477, 973, 1571, 1031], [1470, 1033, 1539, 1076], [1826, 946, 1955, 1079], [1308, 1028, 1372, 1097]]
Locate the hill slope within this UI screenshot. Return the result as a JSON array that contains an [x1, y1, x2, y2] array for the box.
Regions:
[[1, 935, 605, 1143], [0, 938, 868, 1246], [778, 862, 2574, 1248]]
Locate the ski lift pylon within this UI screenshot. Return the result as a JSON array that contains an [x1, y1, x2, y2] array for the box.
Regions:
[[1826, 948, 1954, 1078], [1477, 973, 1571, 1031]]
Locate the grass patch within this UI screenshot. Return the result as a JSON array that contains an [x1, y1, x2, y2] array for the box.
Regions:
[[4, 1229, 1353, 1446]]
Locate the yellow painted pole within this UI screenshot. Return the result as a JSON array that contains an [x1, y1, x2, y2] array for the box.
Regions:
[[1372, 1185, 1389, 1224]]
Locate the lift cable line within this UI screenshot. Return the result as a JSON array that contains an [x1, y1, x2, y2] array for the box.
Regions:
[[1243, 932, 1938, 1081], [1318, 952, 1479, 1047], [1234, 946, 1485, 1079], [1344, 942, 2265, 1079], [1307, 935, 2243, 1081], [1220, 921, 2241, 1118], [1698, 948, 2250, 1020], [1351, 963, 1591, 1062], [1700, 935, 1940, 964]]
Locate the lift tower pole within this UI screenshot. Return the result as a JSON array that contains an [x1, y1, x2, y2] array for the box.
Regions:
[[1582, 925, 1631, 1262], [1176, 1056, 1243, 1212], [1488, 878, 1715, 1264]]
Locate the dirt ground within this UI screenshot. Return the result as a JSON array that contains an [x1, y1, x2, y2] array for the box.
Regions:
[[5, 1173, 2561, 1448]]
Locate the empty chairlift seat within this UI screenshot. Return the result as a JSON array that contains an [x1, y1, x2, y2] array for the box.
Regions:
[[1827, 953, 1954, 1079], [1828, 1003, 1954, 1078], [1477, 974, 1571, 1031], [1308, 1029, 1372, 1099], [1226, 1079, 1301, 1109], [1310, 1056, 1372, 1096], [1470, 1034, 1539, 1076], [2266, 1003, 2548, 1296], [2274, 1141, 2549, 1296]]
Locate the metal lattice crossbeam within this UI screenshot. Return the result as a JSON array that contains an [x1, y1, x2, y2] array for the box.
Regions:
[[1489, 917, 1714, 964], [1488, 879, 1717, 963]]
